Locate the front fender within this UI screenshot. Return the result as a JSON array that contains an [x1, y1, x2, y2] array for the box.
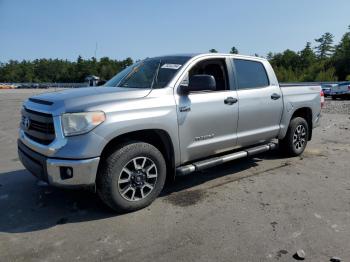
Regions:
[[55, 90, 181, 166]]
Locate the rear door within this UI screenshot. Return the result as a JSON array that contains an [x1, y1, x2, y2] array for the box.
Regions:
[[175, 57, 239, 163], [232, 58, 283, 146]]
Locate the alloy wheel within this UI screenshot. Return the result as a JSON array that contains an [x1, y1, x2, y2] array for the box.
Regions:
[[117, 157, 158, 201], [293, 124, 307, 150]]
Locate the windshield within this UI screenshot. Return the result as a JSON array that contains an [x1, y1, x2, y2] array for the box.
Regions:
[[105, 56, 191, 89]]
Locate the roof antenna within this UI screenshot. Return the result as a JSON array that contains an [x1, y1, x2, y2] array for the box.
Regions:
[[94, 42, 98, 59]]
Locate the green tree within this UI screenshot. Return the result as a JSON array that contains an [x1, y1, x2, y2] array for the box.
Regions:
[[269, 49, 300, 70], [333, 25, 350, 80], [299, 42, 316, 69], [229, 46, 239, 54], [268, 39, 338, 82], [315, 32, 334, 59], [266, 52, 274, 61], [314, 68, 337, 81]]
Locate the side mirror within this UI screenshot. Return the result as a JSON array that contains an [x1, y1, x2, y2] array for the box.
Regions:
[[179, 75, 216, 95]]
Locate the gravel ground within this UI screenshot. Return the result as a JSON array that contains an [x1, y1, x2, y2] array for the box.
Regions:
[[322, 97, 350, 114], [0, 89, 350, 262]]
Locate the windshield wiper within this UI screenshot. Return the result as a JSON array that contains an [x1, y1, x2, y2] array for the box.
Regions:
[[150, 60, 161, 90]]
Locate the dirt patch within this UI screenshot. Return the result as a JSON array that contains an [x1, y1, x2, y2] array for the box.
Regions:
[[164, 189, 208, 207], [205, 162, 291, 190], [322, 139, 342, 144], [302, 148, 326, 157], [270, 221, 278, 231], [276, 249, 288, 259], [164, 162, 291, 207]]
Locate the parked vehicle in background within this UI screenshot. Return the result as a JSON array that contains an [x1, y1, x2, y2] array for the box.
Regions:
[[0, 83, 17, 89], [321, 83, 337, 97], [17, 53, 323, 212], [331, 82, 350, 99]]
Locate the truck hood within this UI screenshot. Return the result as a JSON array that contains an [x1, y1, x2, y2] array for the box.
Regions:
[[25, 86, 151, 115]]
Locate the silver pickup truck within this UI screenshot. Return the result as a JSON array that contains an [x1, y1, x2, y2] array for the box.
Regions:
[[18, 53, 323, 212]]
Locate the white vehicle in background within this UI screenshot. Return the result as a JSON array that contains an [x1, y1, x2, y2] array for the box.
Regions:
[[331, 82, 350, 100]]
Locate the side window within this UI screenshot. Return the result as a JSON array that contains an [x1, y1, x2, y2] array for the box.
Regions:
[[233, 59, 269, 89], [181, 59, 229, 91]]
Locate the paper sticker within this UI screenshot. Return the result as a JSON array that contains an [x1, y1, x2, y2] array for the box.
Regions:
[[161, 64, 182, 70]]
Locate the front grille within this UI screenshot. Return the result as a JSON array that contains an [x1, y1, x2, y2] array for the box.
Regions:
[[21, 108, 55, 145]]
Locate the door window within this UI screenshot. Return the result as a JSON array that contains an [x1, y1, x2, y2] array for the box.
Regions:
[[181, 59, 229, 91], [233, 59, 269, 89]]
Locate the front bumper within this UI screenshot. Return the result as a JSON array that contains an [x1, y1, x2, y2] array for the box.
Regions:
[[18, 140, 100, 188]]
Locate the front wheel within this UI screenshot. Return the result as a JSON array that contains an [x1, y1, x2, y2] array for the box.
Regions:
[[97, 141, 166, 212], [279, 117, 309, 156]]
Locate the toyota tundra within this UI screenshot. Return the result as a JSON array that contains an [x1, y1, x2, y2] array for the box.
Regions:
[[18, 53, 323, 212]]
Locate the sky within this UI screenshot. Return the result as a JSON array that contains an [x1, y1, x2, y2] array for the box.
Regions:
[[0, 0, 350, 62]]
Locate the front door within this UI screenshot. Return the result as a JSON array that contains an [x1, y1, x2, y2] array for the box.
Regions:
[[175, 58, 239, 163]]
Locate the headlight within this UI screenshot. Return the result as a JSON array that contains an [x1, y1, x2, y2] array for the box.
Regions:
[[61, 111, 105, 136]]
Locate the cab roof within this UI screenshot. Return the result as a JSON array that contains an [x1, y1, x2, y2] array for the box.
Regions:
[[154, 53, 268, 62]]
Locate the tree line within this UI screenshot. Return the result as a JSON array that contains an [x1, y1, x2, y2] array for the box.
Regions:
[[1, 26, 350, 83], [0, 56, 133, 83], [212, 26, 350, 82]]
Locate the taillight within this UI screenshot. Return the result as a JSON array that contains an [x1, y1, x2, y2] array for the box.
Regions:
[[320, 90, 325, 108]]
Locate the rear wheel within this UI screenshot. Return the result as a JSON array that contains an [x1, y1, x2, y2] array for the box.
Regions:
[[279, 117, 309, 156], [97, 141, 166, 212]]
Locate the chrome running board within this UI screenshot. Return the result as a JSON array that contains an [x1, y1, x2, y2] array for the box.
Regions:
[[176, 142, 277, 176]]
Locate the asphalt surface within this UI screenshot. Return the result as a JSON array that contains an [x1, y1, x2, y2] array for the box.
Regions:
[[0, 89, 349, 262]]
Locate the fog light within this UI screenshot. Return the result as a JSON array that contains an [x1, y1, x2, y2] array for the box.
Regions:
[[60, 167, 73, 180]]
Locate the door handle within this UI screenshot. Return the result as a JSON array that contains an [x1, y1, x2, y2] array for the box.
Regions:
[[179, 105, 191, 112], [224, 97, 238, 105], [271, 93, 281, 100]]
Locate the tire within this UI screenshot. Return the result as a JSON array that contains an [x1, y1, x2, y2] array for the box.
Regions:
[[279, 117, 309, 157], [97, 141, 166, 212]]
